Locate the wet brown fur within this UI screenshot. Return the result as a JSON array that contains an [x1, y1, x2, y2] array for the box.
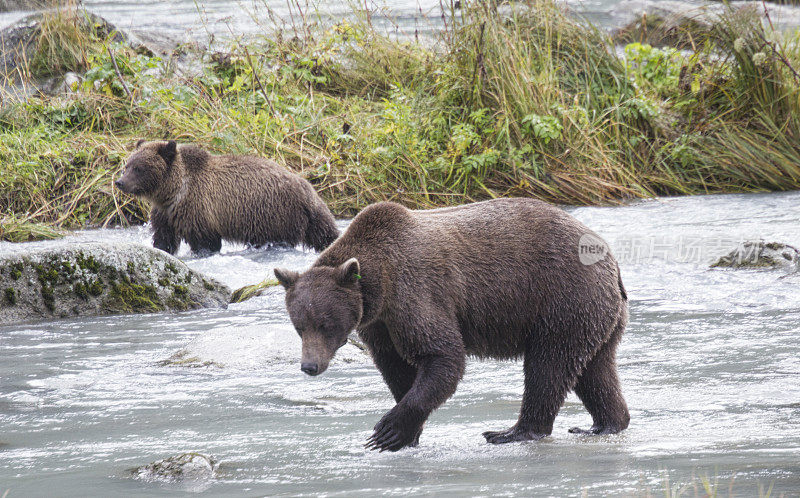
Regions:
[[116, 140, 339, 254], [275, 198, 629, 451]]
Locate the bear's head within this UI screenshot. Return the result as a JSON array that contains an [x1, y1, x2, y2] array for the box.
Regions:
[[274, 258, 363, 376], [115, 140, 178, 201]]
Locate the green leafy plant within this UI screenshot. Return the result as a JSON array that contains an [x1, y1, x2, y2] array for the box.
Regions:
[[521, 114, 563, 144]]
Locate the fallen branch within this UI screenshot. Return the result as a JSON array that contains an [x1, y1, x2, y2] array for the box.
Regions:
[[230, 276, 280, 303], [106, 46, 133, 99]]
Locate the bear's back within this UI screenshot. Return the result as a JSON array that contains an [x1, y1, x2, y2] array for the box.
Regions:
[[175, 148, 334, 249], [321, 198, 624, 359], [335, 198, 587, 259]]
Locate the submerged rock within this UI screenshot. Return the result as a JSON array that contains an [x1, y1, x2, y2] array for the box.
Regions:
[[156, 349, 224, 369], [131, 452, 216, 482], [710, 241, 800, 270], [0, 242, 230, 325]]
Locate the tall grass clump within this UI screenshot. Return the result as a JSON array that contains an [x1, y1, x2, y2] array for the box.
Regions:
[[689, 6, 800, 190], [272, 0, 666, 207], [28, 0, 105, 78], [430, 1, 651, 202]]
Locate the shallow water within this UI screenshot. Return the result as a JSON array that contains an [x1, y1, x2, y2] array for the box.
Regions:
[[3, 0, 800, 43], [1, 191, 799, 496]]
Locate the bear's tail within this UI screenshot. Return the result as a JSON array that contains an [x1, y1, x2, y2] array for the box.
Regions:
[[617, 264, 627, 301], [304, 205, 340, 252]]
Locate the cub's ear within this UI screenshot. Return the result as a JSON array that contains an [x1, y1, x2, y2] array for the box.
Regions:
[[274, 268, 300, 289], [135, 139, 147, 148], [336, 258, 360, 285], [158, 140, 178, 165]]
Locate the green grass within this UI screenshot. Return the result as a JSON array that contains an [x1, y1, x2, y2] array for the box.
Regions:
[[2, 0, 800, 240], [0, 215, 65, 242]]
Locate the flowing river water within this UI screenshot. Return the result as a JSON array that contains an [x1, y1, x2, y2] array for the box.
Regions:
[[1, 191, 799, 496], [5, 0, 800, 41]]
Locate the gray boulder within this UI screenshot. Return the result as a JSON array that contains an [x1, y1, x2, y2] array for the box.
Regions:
[[0, 242, 230, 325], [711, 241, 800, 270]]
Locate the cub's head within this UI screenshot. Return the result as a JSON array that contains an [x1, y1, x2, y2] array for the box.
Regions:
[[115, 140, 178, 199], [274, 258, 363, 376]]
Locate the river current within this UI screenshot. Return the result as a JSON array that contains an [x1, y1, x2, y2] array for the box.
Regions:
[[1, 191, 798, 496]]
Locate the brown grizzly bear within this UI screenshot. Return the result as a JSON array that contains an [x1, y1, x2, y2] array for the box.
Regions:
[[115, 140, 339, 254], [274, 198, 629, 451]]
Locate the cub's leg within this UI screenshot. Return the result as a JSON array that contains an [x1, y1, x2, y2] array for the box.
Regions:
[[150, 207, 179, 255], [187, 233, 222, 255]]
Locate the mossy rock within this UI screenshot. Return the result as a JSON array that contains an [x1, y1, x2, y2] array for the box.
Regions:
[[0, 8, 168, 101], [0, 242, 230, 325], [711, 240, 800, 270], [130, 452, 216, 482]]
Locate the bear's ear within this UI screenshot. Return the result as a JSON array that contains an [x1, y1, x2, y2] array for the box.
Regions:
[[336, 258, 361, 285], [158, 140, 178, 165], [135, 139, 147, 148], [274, 268, 300, 289]]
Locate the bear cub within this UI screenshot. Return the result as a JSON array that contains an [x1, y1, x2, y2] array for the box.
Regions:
[[115, 140, 339, 254], [275, 198, 630, 451]]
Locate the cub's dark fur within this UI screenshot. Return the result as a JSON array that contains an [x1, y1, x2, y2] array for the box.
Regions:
[[115, 140, 338, 254], [275, 198, 629, 451]]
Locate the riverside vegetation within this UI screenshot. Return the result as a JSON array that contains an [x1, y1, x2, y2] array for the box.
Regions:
[[2, 0, 800, 240]]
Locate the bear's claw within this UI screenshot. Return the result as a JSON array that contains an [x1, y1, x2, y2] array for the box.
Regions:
[[482, 427, 547, 444], [365, 410, 422, 452], [365, 426, 405, 452]]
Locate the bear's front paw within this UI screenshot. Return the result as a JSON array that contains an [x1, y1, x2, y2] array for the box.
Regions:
[[365, 408, 423, 452]]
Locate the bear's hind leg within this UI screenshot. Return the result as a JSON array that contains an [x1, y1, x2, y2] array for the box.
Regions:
[[483, 341, 575, 444], [568, 326, 629, 436]]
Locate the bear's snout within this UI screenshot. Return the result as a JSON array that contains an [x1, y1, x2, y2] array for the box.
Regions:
[[300, 362, 319, 376], [114, 178, 131, 193]]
